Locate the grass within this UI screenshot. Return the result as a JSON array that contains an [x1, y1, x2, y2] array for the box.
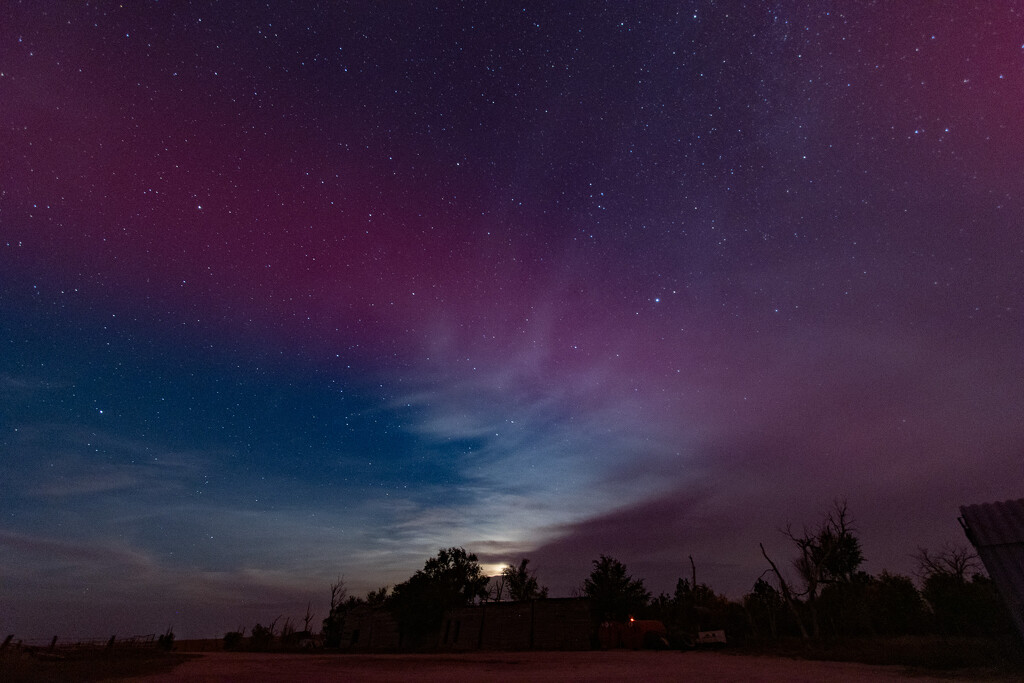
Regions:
[[735, 634, 1024, 675], [0, 646, 195, 682]]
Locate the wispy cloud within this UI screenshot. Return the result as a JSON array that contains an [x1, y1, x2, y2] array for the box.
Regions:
[[6, 425, 215, 501], [0, 529, 156, 568]]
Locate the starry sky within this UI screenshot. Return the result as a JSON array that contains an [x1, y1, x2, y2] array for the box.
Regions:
[[2, 2, 1023, 639]]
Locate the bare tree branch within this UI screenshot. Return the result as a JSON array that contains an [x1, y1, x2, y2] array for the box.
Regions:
[[760, 542, 809, 639]]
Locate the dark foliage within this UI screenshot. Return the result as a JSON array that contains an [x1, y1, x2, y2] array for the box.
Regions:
[[862, 571, 928, 636], [786, 500, 864, 638], [664, 579, 732, 637], [248, 622, 275, 651], [156, 628, 175, 651], [744, 578, 786, 639], [222, 631, 244, 651], [923, 572, 1014, 636], [322, 576, 357, 647], [582, 555, 650, 623], [302, 501, 1019, 668], [502, 558, 549, 601], [916, 545, 1016, 637], [387, 547, 489, 646]]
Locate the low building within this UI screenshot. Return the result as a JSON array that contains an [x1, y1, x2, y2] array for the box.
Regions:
[[440, 598, 592, 651], [338, 598, 591, 652], [338, 604, 403, 651]]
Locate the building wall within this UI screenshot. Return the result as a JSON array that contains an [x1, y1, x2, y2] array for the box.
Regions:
[[530, 598, 593, 650], [339, 598, 592, 652], [339, 605, 402, 651]]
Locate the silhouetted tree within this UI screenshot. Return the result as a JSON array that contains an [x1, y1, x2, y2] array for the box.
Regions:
[[503, 558, 549, 601], [671, 576, 753, 645], [388, 547, 489, 645], [322, 583, 390, 647], [280, 617, 295, 642], [759, 501, 865, 639], [865, 571, 927, 635], [583, 555, 650, 623], [249, 617, 278, 651], [322, 576, 351, 647], [490, 572, 508, 601], [329, 576, 347, 610], [759, 542, 810, 639], [916, 545, 1013, 636], [914, 545, 979, 584], [301, 603, 315, 632], [817, 570, 875, 637], [365, 586, 390, 606], [779, 500, 864, 638], [223, 629, 245, 651], [744, 578, 785, 639], [157, 627, 175, 651]]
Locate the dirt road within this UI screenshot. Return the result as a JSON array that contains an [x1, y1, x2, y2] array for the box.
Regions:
[[132, 650, 986, 682]]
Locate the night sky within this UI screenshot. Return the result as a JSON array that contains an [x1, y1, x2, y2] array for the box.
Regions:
[[2, 2, 1023, 639]]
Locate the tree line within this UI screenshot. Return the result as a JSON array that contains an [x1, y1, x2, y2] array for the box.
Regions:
[[320, 548, 549, 647], [235, 501, 1017, 653]]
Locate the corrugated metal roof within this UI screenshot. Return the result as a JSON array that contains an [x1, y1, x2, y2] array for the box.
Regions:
[[959, 498, 1024, 642], [959, 498, 1024, 546]]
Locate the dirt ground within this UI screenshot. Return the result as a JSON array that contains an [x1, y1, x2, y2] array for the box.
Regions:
[[129, 650, 1003, 682]]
